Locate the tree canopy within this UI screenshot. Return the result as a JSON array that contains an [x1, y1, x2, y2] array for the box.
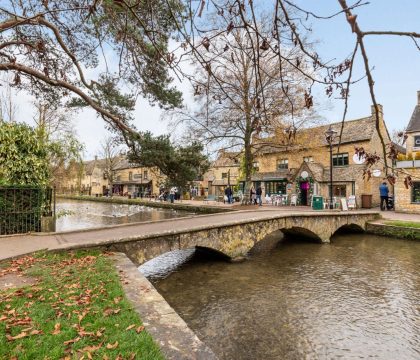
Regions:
[[128, 132, 209, 189], [0, 0, 183, 135]]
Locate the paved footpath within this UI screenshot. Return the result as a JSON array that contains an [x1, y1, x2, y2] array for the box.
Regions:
[[0, 208, 380, 262]]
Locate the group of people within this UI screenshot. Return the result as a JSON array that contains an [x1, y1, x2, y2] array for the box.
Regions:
[[249, 186, 263, 206], [158, 187, 180, 203], [224, 185, 263, 206]]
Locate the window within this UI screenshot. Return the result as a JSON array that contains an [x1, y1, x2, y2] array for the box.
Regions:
[[129, 171, 133, 181], [144, 170, 148, 180], [412, 182, 420, 203], [133, 173, 142, 180], [222, 172, 228, 179], [253, 162, 259, 172], [332, 153, 349, 167], [334, 185, 347, 197], [303, 156, 313, 163], [277, 159, 288, 170], [414, 136, 420, 149]]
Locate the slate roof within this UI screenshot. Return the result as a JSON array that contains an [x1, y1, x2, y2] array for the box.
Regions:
[[257, 116, 376, 154], [406, 92, 420, 133], [83, 158, 107, 175], [251, 170, 292, 181], [212, 151, 241, 167]]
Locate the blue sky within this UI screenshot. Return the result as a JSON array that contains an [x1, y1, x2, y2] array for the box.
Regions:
[[8, 1, 420, 158], [299, 0, 420, 130]]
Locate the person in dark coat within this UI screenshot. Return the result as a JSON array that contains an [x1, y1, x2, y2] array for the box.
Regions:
[[379, 182, 389, 211], [256, 186, 263, 206], [224, 186, 233, 204]]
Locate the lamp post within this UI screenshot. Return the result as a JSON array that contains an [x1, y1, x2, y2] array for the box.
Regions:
[[325, 126, 338, 209]]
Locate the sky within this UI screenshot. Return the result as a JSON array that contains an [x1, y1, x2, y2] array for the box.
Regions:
[[4, 0, 420, 159]]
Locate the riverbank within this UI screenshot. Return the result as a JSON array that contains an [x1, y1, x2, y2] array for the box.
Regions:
[[367, 220, 420, 240], [0, 251, 163, 359], [58, 195, 234, 214]]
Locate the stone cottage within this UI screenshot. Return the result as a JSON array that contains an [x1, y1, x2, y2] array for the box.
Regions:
[[252, 105, 392, 208], [395, 91, 420, 213]]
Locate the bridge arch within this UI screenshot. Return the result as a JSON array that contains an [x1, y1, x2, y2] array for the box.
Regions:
[[332, 223, 365, 237], [280, 227, 323, 243], [109, 212, 378, 265]]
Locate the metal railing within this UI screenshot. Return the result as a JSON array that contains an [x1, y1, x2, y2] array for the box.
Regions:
[[0, 186, 54, 235]]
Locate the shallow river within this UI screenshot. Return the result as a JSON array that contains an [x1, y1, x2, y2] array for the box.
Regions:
[[55, 199, 193, 231], [142, 233, 420, 360]]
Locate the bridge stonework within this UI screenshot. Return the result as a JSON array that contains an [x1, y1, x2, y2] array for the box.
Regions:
[[109, 212, 379, 265]]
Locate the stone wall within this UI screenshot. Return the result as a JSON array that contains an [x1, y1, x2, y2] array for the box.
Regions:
[[395, 167, 420, 213]]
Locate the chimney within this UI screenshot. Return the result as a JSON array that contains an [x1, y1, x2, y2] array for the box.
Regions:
[[417, 90, 420, 105], [94, 155, 98, 161], [371, 104, 383, 117]]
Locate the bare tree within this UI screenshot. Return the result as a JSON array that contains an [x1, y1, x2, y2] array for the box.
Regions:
[[32, 101, 84, 188], [172, 22, 315, 193], [100, 137, 124, 197], [0, 74, 18, 122]]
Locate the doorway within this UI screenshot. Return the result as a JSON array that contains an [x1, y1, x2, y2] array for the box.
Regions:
[[300, 181, 310, 206]]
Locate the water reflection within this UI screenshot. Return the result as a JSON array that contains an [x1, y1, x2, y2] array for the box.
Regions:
[[146, 234, 420, 360], [55, 199, 193, 231]]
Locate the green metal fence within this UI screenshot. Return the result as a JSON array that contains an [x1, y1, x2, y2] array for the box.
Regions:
[[0, 186, 54, 235]]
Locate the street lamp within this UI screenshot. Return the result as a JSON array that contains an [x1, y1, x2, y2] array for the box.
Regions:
[[325, 126, 338, 209]]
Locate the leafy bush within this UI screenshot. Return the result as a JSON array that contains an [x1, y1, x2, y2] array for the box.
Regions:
[[0, 122, 50, 186]]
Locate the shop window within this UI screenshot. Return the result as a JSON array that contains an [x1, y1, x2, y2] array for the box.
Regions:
[[412, 182, 420, 203], [277, 159, 288, 170], [303, 156, 313, 163], [332, 153, 349, 167], [334, 185, 347, 197]]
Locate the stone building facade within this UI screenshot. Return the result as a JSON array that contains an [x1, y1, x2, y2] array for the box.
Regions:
[[395, 91, 420, 213], [61, 157, 165, 197], [202, 151, 240, 197], [112, 160, 164, 197], [252, 105, 392, 208]]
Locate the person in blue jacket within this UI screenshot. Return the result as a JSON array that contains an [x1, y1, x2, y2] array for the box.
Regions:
[[379, 182, 389, 211]]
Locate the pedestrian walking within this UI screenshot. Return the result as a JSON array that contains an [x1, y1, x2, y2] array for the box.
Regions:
[[169, 187, 176, 203], [250, 186, 257, 205], [225, 186, 233, 204], [256, 186, 263, 206], [379, 181, 389, 211]]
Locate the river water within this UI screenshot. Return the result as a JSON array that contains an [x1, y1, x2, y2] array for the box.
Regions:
[[142, 232, 420, 360], [55, 199, 193, 231]]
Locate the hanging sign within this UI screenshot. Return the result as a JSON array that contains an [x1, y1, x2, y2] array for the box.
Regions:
[[353, 154, 366, 165], [372, 169, 382, 177]]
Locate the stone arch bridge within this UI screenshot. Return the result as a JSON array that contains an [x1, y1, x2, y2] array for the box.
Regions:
[[107, 210, 379, 265]]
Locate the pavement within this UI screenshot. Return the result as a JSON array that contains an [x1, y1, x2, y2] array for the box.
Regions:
[[0, 208, 380, 262]]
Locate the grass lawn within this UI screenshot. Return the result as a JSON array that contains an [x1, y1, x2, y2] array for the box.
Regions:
[[0, 251, 164, 360], [384, 220, 420, 229]]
